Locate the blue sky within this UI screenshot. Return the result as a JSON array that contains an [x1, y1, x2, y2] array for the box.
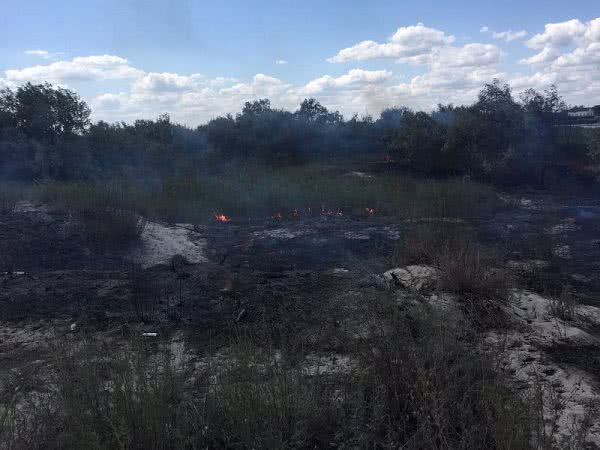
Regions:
[[1, 0, 599, 124]]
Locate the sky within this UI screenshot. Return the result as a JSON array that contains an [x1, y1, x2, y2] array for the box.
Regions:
[[1, 0, 599, 125]]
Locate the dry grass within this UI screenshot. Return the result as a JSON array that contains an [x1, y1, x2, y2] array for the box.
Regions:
[[549, 286, 579, 321], [0, 298, 541, 449]]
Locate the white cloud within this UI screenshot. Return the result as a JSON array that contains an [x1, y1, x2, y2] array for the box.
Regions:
[[526, 19, 587, 49], [520, 18, 600, 70], [6, 18, 600, 125], [25, 50, 49, 58], [275, 59, 288, 65], [480, 26, 489, 33], [520, 46, 558, 64], [132, 72, 204, 93], [515, 17, 600, 106], [298, 69, 392, 95], [492, 30, 528, 42], [6, 55, 142, 83], [434, 43, 502, 67], [327, 23, 455, 63], [24, 49, 64, 60]]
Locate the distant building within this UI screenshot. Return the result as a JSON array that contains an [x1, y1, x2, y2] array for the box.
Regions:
[[567, 107, 595, 118], [557, 105, 600, 127]]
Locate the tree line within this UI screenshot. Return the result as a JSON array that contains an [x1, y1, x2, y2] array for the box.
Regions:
[[1, 80, 599, 185]]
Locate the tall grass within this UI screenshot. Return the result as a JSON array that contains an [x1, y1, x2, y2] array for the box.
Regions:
[[36, 166, 498, 223]]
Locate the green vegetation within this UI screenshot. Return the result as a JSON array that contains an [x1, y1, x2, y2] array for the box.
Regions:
[[36, 168, 498, 224], [1, 80, 598, 187]]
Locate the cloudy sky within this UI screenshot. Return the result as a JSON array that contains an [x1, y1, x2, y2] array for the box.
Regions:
[[1, 0, 598, 125]]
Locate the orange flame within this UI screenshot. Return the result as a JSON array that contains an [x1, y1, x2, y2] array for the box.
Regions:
[[213, 212, 231, 222]]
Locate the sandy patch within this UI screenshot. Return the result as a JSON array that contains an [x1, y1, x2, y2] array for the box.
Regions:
[[131, 221, 207, 268]]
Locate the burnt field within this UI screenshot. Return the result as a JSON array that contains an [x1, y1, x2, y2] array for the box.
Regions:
[[1, 188, 600, 448]]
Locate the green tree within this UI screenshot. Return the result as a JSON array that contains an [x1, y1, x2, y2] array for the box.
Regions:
[[9, 83, 90, 144]]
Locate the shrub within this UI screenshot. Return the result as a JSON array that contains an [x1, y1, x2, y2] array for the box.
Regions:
[[351, 301, 535, 448], [37, 181, 146, 244], [435, 237, 508, 299], [0, 183, 20, 214], [53, 341, 188, 449]]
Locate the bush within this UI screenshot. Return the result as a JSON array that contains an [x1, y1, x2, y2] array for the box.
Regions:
[[37, 181, 146, 244], [354, 303, 534, 448], [53, 341, 188, 449], [77, 207, 146, 244], [0, 183, 21, 214], [435, 236, 508, 299]]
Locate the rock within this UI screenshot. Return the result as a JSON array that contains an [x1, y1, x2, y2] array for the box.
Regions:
[[570, 274, 590, 284], [507, 259, 551, 273], [344, 231, 370, 240], [383, 265, 440, 292], [254, 228, 306, 240], [553, 244, 571, 259], [358, 274, 389, 290], [345, 171, 373, 179], [545, 219, 578, 235]]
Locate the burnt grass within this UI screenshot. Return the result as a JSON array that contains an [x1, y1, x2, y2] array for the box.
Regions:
[[2, 195, 600, 352], [0, 208, 393, 369], [1, 191, 600, 448]]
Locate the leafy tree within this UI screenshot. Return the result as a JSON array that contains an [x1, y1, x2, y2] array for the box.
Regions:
[[8, 83, 90, 144], [241, 99, 272, 116], [470, 80, 524, 177], [517, 85, 568, 183], [382, 108, 446, 173], [296, 98, 342, 124]]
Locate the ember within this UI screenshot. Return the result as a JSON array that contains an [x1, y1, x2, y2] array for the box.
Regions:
[[213, 212, 231, 222]]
